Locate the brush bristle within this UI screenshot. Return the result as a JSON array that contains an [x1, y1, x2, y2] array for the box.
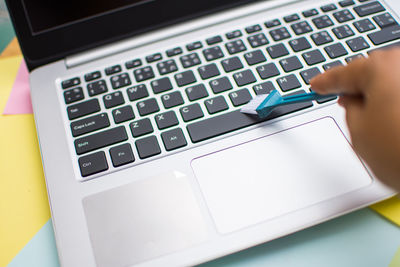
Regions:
[[240, 95, 268, 115]]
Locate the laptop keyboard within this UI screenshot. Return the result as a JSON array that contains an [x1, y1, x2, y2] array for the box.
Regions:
[[60, 0, 400, 178]]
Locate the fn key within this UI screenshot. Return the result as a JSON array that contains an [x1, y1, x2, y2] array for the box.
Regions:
[[78, 151, 108, 177]]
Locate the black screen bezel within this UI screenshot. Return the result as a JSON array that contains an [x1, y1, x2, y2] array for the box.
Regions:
[[6, 0, 257, 70]]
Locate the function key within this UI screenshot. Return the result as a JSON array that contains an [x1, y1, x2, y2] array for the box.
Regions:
[[302, 8, 319, 18], [226, 30, 242, 39], [61, 77, 80, 89], [245, 24, 262, 34], [146, 53, 162, 63], [186, 41, 203, 51], [166, 47, 183, 57], [125, 59, 142, 69], [354, 1, 385, 17], [339, 0, 355, 7], [283, 14, 300, 23], [264, 19, 281, 28], [321, 3, 337, 12], [206, 35, 223, 45], [105, 65, 122, 76], [84, 71, 101, 82]]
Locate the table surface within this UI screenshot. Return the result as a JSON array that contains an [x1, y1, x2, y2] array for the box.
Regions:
[[1, 2, 400, 266]]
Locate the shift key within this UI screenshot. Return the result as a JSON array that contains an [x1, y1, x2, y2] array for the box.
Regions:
[[74, 126, 128, 155], [368, 25, 400, 45]]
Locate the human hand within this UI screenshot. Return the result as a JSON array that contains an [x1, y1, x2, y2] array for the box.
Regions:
[[310, 48, 400, 190]]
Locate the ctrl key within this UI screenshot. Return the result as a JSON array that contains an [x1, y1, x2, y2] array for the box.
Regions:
[[78, 151, 108, 177]]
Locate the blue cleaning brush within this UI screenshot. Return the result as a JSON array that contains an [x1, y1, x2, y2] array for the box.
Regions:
[[241, 89, 338, 118]]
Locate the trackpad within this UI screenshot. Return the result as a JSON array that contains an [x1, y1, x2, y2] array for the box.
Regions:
[[83, 172, 208, 267], [191, 117, 372, 234]]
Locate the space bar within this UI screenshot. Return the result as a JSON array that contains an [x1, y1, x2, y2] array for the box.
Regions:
[[187, 97, 313, 143]]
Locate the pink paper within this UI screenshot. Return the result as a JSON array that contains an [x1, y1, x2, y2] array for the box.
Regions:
[[3, 60, 33, 115]]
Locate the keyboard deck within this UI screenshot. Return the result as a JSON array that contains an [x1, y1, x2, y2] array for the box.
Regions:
[[59, 0, 400, 179]]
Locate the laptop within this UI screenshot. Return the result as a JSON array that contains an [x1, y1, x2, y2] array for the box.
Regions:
[[6, 0, 399, 266]]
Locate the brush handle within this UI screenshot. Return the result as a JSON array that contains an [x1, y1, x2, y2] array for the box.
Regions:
[[281, 92, 337, 104]]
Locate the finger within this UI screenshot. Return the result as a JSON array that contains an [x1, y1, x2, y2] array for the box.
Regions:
[[341, 96, 364, 148], [310, 57, 370, 95]]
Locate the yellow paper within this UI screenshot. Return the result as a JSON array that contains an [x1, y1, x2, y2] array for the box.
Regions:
[[0, 57, 51, 266], [389, 246, 400, 267], [370, 196, 400, 227]]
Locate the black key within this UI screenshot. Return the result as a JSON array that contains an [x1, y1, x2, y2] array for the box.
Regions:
[[87, 80, 108, 96], [226, 30, 242, 39], [279, 56, 303, 72], [127, 84, 149, 101], [110, 73, 131, 89], [166, 47, 183, 57], [244, 50, 266, 65], [323, 60, 344, 71], [187, 41, 203, 51], [146, 53, 162, 63], [137, 98, 160, 116], [175, 70, 197, 87], [64, 87, 84, 104], [105, 65, 121, 75], [354, 1, 385, 17], [62, 77, 80, 89], [311, 31, 333, 45], [303, 9, 319, 18], [206, 36, 223, 45], [312, 15, 334, 29], [203, 46, 224, 61], [339, 0, 355, 7], [333, 25, 355, 39], [151, 77, 173, 94], [373, 13, 397, 28], [302, 49, 326, 66], [316, 94, 338, 104], [134, 66, 155, 82], [221, 57, 243, 72], [247, 33, 269, 48], [78, 151, 108, 177], [277, 74, 301, 92], [204, 96, 229, 114], [130, 118, 153, 137], [291, 21, 313, 35], [264, 19, 281, 28], [84, 71, 101, 82], [180, 103, 204, 122], [321, 4, 337, 12], [267, 43, 289, 59], [125, 59, 142, 69], [187, 90, 313, 143], [233, 70, 257, 86], [74, 126, 128, 155], [157, 59, 178, 75], [161, 91, 184, 109], [325, 43, 348, 59], [161, 128, 187, 151], [71, 113, 110, 137], [289, 37, 312, 52], [353, 19, 376, 33], [333, 9, 355, 23], [253, 81, 275, 95], [368, 25, 400, 45], [67, 99, 100, 120], [345, 53, 364, 63], [210, 77, 233, 93], [256, 63, 280, 79], [180, 53, 201, 68], [300, 67, 321, 84], [135, 136, 161, 159], [155, 111, 179, 130], [103, 91, 125, 109], [109, 143, 135, 167], [245, 24, 262, 34], [284, 14, 300, 23], [186, 84, 209, 101], [198, 63, 220, 79], [269, 27, 291, 41], [229, 89, 252, 106], [346, 36, 370, 52], [226, 39, 247, 54], [112, 106, 135, 124]]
